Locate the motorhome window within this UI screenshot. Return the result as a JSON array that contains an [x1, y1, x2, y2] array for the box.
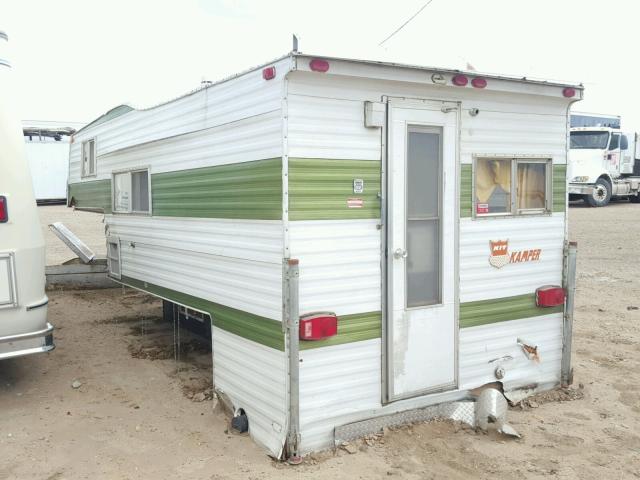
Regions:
[[609, 134, 620, 150], [570, 131, 609, 149], [516, 162, 547, 212], [621, 135, 629, 150], [475, 158, 511, 215], [81, 139, 96, 177], [113, 169, 150, 214]]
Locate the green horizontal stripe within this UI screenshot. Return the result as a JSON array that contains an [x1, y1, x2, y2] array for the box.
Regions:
[[288, 158, 381, 220], [151, 158, 283, 220], [119, 276, 285, 350], [299, 311, 382, 350], [68, 179, 112, 213], [459, 293, 563, 328], [553, 164, 566, 212], [460, 164, 473, 218]]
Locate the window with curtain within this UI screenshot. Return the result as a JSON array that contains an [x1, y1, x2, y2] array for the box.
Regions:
[[475, 158, 550, 217]]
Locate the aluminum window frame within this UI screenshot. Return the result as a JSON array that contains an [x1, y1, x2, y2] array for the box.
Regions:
[[111, 166, 152, 216], [472, 155, 553, 219], [80, 138, 97, 178]]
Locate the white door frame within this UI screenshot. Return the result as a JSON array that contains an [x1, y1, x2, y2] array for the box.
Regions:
[[382, 97, 461, 404]]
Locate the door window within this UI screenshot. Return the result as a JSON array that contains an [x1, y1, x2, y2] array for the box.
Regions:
[[406, 126, 441, 307]]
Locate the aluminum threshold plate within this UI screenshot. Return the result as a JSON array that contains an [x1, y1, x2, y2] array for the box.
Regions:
[[334, 401, 475, 445], [49, 222, 96, 264]]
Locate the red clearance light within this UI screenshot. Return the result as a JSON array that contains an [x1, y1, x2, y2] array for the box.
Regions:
[[262, 66, 276, 80], [536, 285, 565, 307], [471, 77, 487, 89], [0, 196, 7, 223], [309, 58, 330, 73], [562, 87, 576, 98], [452, 74, 468, 86], [299, 312, 338, 341]]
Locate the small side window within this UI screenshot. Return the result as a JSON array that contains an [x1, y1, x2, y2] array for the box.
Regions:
[[609, 133, 620, 150], [516, 161, 548, 213], [621, 135, 629, 151], [107, 237, 121, 279], [475, 158, 511, 216], [112, 169, 150, 214], [81, 139, 97, 177]]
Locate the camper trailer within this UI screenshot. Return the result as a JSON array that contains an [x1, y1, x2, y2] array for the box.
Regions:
[[0, 32, 54, 360], [67, 52, 581, 458]]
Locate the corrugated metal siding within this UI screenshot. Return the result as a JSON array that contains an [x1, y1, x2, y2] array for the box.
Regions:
[[107, 216, 283, 321], [299, 311, 381, 350], [460, 293, 562, 328], [288, 158, 381, 220], [152, 158, 282, 219], [68, 179, 112, 212], [288, 219, 381, 316], [460, 164, 473, 218], [299, 339, 381, 452], [553, 164, 567, 212], [459, 314, 563, 391], [288, 95, 382, 160], [107, 215, 283, 263], [459, 213, 565, 303], [213, 326, 287, 457], [120, 276, 284, 350]]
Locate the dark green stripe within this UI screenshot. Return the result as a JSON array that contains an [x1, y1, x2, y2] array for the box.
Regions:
[[460, 164, 473, 218], [119, 276, 285, 350], [151, 158, 283, 220], [553, 164, 566, 212], [288, 158, 381, 220], [68, 179, 112, 213], [460, 293, 563, 328], [299, 311, 381, 350]]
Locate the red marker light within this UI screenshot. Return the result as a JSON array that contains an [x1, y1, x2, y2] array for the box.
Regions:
[[309, 58, 330, 73], [0, 196, 7, 223], [452, 74, 468, 86], [562, 87, 576, 98], [262, 66, 276, 80], [471, 77, 487, 89], [299, 312, 338, 340], [536, 285, 565, 307]]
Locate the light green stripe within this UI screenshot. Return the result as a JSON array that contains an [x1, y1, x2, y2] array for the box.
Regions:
[[553, 164, 566, 212], [68, 179, 112, 213], [119, 276, 285, 350], [288, 158, 381, 220], [460, 164, 473, 218], [460, 293, 563, 328], [151, 158, 283, 220], [299, 311, 382, 350]]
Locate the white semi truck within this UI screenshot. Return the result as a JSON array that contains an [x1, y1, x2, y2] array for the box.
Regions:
[[568, 113, 640, 206]]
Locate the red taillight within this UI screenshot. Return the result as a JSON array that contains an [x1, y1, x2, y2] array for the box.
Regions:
[[262, 66, 276, 80], [309, 58, 330, 73], [536, 285, 565, 307], [299, 312, 338, 341], [471, 77, 487, 88], [452, 74, 468, 86], [0, 196, 7, 223], [562, 87, 576, 98]]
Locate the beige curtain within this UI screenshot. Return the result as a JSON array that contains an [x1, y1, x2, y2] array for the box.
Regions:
[[476, 159, 511, 203], [517, 163, 545, 209]]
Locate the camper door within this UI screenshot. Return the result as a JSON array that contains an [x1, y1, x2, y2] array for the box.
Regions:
[[386, 99, 458, 402]]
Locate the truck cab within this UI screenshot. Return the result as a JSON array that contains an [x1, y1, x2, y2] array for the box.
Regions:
[[569, 126, 640, 206], [0, 31, 54, 359]]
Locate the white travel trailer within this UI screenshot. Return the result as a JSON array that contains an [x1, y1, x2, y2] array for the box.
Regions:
[[68, 52, 580, 458], [0, 32, 54, 359]]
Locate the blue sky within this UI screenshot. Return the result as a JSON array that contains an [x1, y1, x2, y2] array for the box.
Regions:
[[2, 0, 639, 130]]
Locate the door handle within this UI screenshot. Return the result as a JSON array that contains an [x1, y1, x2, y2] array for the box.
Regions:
[[393, 248, 408, 259]]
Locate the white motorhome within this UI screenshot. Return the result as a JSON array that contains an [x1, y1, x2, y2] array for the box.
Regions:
[[0, 32, 54, 359], [568, 113, 640, 206], [68, 52, 580, 458]]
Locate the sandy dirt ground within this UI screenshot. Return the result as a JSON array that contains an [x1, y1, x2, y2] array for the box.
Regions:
[[37, 205, 106, 266], [1, 202, 639, 479]]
